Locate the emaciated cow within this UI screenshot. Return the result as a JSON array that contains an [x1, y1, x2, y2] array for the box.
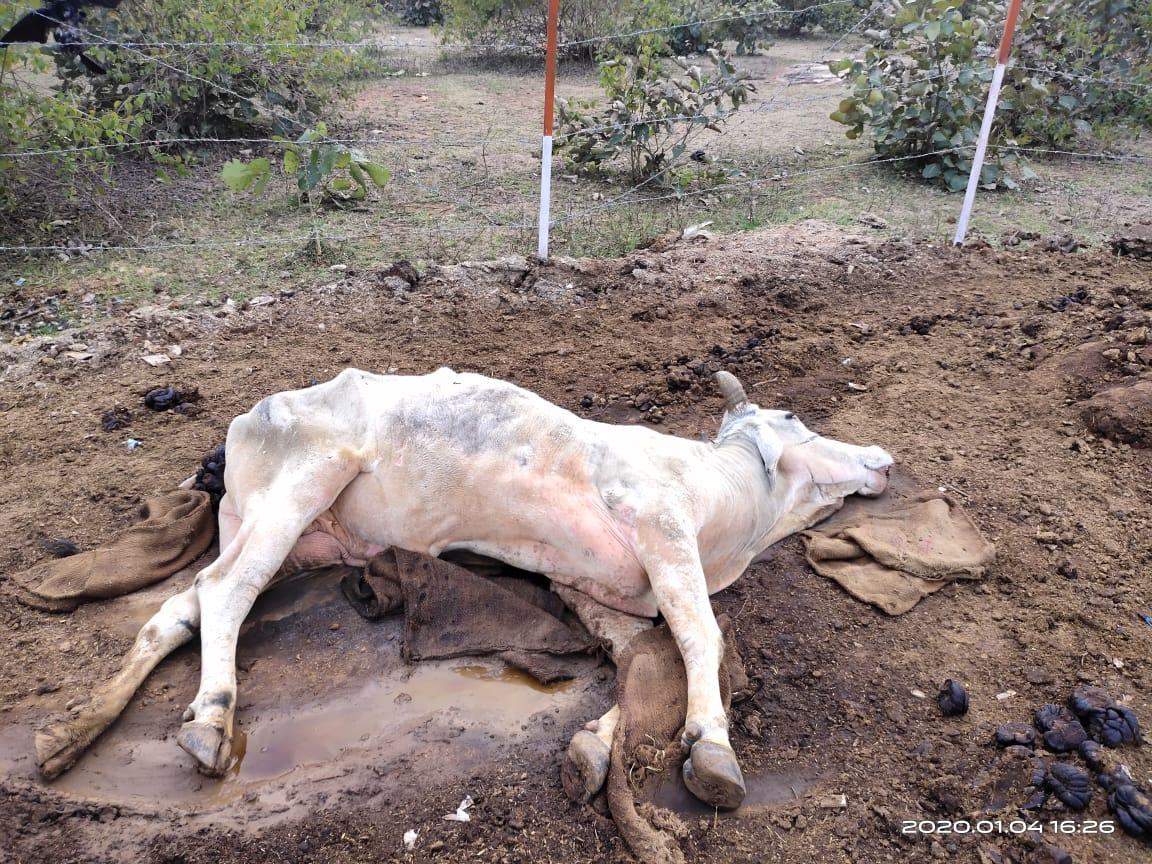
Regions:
[[36, 368, 892, 808]]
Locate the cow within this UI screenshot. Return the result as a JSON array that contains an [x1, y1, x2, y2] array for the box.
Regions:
[[35, 368, 892, 809]]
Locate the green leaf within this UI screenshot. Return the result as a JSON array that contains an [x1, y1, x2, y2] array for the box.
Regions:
[[945, 170, 968, 192], [248, 158, 271, 195], [302, 149, 323, 192], [358, 161, 390, 187], [283, 148, 300, 177], [922, 163, 942, 179], [221, 160, 256, 192]]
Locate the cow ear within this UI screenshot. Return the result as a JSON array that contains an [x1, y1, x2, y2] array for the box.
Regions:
[[751, 420, 783, 477]]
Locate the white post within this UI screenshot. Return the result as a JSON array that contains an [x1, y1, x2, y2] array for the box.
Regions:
[[953, 63, 1006, 246], [537, 0, 560, 261], [953, 0, 1023, 246], [537, 135, 554, 260]]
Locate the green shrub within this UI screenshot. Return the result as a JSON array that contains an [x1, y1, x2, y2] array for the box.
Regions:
[[400, 0, 443, 27], [772, 0, 866, 36], [555, 46, 753, 181], [659, 0, 778, 56], [1014, 0, 1152, 139], [220, 122, 390, 205], [829, 0, 1152, 191], [57, 0, 376, 137], [441, 0, 620, 58], [0, 2, 147, 215], [441, 0, 776, 59]]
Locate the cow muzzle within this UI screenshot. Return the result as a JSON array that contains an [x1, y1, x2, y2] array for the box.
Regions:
[[857, 447, 894, 496]]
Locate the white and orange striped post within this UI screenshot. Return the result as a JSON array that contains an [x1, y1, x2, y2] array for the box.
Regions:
[[537, 0, 561, 260], [953, 0, 1024, 246]]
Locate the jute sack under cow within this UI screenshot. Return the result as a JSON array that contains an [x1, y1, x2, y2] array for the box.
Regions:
[[342, 547, 602, 683], [11, 491, 215, 613]]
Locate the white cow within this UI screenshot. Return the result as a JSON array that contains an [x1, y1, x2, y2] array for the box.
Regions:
[[36, 368, 892, 808]]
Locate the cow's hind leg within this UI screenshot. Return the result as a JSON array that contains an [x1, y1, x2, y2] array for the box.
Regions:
[[563, 705, 618, 802], [553, 584, 651, 802], [177, 461, 356, 775], [36, 585, 201, 779]]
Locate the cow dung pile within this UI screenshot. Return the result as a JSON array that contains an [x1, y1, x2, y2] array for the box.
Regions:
[[992, 685, 1149, 839]]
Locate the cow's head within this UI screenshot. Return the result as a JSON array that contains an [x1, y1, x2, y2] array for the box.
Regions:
[[712, 372, 893, 504]]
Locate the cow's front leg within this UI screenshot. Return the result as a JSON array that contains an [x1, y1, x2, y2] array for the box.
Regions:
[[178, 499, 339, 773], [638, 515, 745, 809]]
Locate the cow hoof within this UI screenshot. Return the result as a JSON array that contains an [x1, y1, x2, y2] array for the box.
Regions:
[[177, 719, 231, 776], [35, 722, 91, 780], [682, 741, 746, 810], [561, 731, 610, 802]]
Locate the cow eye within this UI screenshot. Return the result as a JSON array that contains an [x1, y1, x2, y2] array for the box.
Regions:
[[784, 412, 796, 420]]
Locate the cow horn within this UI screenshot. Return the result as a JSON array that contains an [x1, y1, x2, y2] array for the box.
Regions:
[[714, 371, 748, 412]]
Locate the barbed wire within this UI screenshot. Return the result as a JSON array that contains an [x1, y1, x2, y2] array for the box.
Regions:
[[553, 147, 967, 225], [0, 213, 536, 254], [2, 1, 862, 52], [0, 128, 538, 159], [994, 145, 1151, 162], [3, 138, 1146, 255], [553, 140, 1152, 225], [1013, 65, 1152, 92], [0, 33, 537, 54]]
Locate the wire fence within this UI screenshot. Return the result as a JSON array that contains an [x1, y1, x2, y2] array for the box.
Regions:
[[1, 6, 1150, 259]]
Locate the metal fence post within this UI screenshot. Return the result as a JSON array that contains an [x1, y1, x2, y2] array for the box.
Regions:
[[953, 0, 1024, 246], [537, 0, 561, 261]]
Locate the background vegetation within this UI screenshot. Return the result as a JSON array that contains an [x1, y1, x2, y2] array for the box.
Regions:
[[830, 0, 1152, 189]]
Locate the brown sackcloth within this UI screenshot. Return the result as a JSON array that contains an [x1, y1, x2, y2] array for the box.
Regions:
[[801, 486, 995, 615], [12, 490, 215, 613], [606, 616, 746, 864], [341, 548, 601, 684]]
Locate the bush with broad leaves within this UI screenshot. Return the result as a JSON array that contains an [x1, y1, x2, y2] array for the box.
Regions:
[[829, 0, 1151, 191], [221, 122, 390, 205], [555, 44, 753, 181]]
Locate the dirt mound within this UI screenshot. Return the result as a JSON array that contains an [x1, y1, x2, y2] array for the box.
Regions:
[[1, 222, 1150, 864], [1082, 378, 1152, 446]]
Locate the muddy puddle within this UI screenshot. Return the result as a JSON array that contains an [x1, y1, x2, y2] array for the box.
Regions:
[[0, 568, 589, 817]]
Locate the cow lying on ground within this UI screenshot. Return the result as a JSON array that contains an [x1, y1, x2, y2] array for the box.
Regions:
[[36, 368, 892, 808]]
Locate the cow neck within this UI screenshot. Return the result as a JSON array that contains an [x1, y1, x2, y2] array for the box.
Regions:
[[693, 434, 784, 562]]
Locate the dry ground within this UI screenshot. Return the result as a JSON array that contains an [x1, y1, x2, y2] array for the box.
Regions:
[[0, 222, 1150, 864]]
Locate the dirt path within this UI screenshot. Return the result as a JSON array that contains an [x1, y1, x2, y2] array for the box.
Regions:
[[1, 223, 1149, 863]]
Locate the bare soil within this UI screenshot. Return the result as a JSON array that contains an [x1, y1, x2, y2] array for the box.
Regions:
[[1, 222, 1150, 864]]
